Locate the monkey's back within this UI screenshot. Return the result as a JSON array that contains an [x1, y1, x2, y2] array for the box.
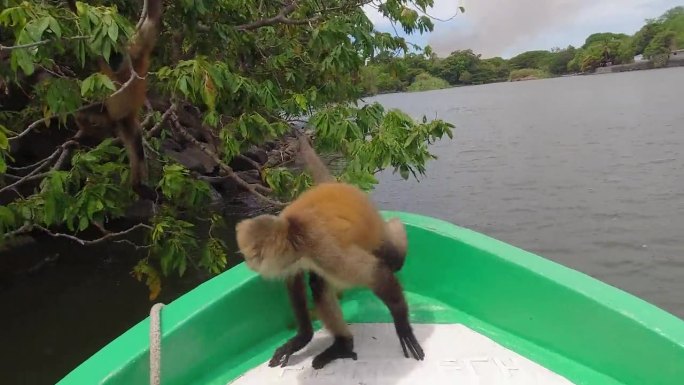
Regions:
[[281, 182, 385, 251]]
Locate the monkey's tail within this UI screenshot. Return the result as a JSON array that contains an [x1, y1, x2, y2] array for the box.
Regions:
[[132, 0, 163, 55], [146, 0, 163, 21], [297, 133, 334, 184]]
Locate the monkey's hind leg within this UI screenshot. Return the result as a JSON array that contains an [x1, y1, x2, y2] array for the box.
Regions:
[[309, 272, 357, 369], [116, 116, 157, 201], [372, 267, 425, 361], [269, 272, 314, 368]]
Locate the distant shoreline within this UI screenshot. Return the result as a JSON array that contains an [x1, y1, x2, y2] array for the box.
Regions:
[[365, 56, 684, 96]]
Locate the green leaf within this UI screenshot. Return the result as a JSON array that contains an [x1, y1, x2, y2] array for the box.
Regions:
[[100, 75, 116, 91], [133, 259, 162, 300], [0, 206, 16, 230], [160, 245, 173, 276], [78, 40, 86, 67], [20, 205, 32, 221], [399, 165, 409, 180], [44, 196, 57, 225], [13, 48, 35, 75], [78, 216, 89, 231], [86, 199, 100, 220], [0, 126, 8, 149], [25, 17, 51, 41], [107, 23, 118, 42], [294, 94, 307, 110], [66, 217, 75, 232], [80, 76, 93, 96], [48, 16, 62, 38], [102, 39, 111, 62], [0, 0, 461, 295], [178, 257, 187, 277], [178, 77, 189, 96]]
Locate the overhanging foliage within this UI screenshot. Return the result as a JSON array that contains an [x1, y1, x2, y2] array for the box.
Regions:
[[0, 0, 455, 298]]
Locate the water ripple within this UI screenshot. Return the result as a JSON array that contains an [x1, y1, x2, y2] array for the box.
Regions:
[[370, 67, 684, 318]]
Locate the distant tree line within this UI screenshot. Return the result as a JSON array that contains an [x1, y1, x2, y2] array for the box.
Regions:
[[361, 6, 684, 94]]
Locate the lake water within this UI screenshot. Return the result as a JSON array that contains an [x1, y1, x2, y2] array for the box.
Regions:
[[2, 67, 683, 384], [370, 67, 684, 319]]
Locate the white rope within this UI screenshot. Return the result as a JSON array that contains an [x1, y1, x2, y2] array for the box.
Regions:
[[149, 303, 165, 385]]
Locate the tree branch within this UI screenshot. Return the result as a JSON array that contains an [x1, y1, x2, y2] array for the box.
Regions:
[[197, 174, 230, 183], [196, 23, 211, 32], [6, 149, 60, 171], [108, 55, 145, 98], [236, 154, 262, 170], [0, 150, 60, 194], [136, 0, 150, 30], [2, 224, 32, 239], [113, 238, 153, 250], [51, 140, 79, 171], [146, 103, 176, 139], [235, 1, 320, 31], [8, 117, 51, 142], [2, 173, 22, 181], [15, 59, 143, 144], [199, 0, 366, 33], [169, 113, 285, 207], [0, 36, 90, 51], [140, 112, 154, 129], [8, 100, 103, 143], [313, 0, 376, 15], [27, 223, 153, 246]]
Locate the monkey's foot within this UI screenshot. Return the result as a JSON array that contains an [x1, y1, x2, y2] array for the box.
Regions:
[[268, 331, 313, 368], [396, 327, 425, 361], [312, 336, 357, 369]]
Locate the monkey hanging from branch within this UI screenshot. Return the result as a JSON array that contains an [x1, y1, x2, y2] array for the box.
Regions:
[[235, 133, 425, 369], [65, 0, 163, 201]]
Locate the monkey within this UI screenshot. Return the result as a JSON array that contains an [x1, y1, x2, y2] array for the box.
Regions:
[[235, 133, 424, 370], [65, 0, 162, 200]]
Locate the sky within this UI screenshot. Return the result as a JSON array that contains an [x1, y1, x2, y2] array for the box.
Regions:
[[363, 0, 683, 58]]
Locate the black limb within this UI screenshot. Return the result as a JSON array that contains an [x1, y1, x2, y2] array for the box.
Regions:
[[312, 336, 357, 369], [371, 269, 425, 361], [268, 272, 313, 368]]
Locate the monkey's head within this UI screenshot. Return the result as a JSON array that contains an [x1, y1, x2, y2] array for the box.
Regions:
[[235, 214, 307, 279]]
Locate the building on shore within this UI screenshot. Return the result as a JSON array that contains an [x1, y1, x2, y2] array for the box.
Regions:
[[670, 49, 684, 61]]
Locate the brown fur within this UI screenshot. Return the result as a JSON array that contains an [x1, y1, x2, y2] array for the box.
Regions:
[[235, 134, 423, 369], [68, 0, 162, 200]]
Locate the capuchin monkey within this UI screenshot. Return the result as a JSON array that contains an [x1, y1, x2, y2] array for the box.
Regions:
[[66, 0, 162, 200], [235, 134, 424, 369]]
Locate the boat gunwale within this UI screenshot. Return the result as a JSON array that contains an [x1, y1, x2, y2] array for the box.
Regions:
[[390, 211, 684, 341], [55, 210, 684, 385]]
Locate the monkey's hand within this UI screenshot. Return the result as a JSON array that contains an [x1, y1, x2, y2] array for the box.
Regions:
[[396, 326, 425, 361], [312, 336, 357, 369], [268, 331, 313, 368]]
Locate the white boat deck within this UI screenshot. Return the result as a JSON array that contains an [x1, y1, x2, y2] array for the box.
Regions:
[[228, 323, 576, 385]]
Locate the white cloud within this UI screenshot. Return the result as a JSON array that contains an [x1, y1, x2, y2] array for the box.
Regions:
[[362, 1, 463, 27], [362, 3, 388, 26], [364, 0, 682, 58]]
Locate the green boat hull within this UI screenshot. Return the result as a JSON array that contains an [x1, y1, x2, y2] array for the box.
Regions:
[[57, 211, 684, 385]]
